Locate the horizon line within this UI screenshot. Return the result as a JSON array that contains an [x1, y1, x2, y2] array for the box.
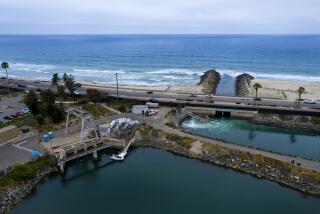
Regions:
[[1, 33, 320, 36]]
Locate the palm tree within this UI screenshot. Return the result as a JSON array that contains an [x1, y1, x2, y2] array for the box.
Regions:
[[297, 86, 305, 106], [253, 83, 262, 100], [1, 62, 11, 96], [51, 73, 60, 87], [63, 73, 76, 101]]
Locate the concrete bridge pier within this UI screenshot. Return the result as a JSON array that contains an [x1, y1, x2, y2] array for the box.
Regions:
[[92, 151, 98, 161], [59, 163, 65, 174], [215, 111, 223, 117], [223, 112, 231, 117]]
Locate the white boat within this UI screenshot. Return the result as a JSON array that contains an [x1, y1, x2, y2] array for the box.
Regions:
[[109, 151, 127, 161]]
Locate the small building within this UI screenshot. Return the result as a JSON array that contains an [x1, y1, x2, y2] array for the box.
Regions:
[[0, 125, 19, 144], [132, 105, 148, 115]]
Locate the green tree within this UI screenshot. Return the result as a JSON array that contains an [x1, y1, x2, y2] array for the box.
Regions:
[[253, 83, 262, 100], [297, 86, 306, 106], [86, 89, 101, 103], [40, 89, 56, 108], [63, 73, 76, 98], [57, 85, 65, 104], [50, 105, 66, 123], [23, 90, 40, 114], [34, 113, 45, 136], [1, 62, 11, 96], [51, 73, 60, 87]]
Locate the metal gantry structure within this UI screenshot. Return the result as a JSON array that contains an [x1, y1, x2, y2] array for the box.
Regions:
[[65, 107, 99, 144]]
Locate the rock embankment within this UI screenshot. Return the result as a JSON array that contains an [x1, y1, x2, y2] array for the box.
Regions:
[[198, 70, 221, 94], [250, 114, 320, 133], [134, 126, 320, 197], [0, 167, 58, 214], [235, 73, 254, 96]]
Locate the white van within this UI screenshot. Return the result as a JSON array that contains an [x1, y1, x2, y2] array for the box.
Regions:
[[146, 102, 159, 108]]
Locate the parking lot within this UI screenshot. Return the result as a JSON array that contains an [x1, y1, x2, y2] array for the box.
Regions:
[[0, 95, 28, 123], [0, 135, 46, 171]]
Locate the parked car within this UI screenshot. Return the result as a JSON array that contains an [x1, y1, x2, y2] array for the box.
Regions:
[[11, 114, 18, 118], [304, 99, 317, 104], [148, 98, 158, 103], [21, 107, 30, 114], [21, 128, 30, 134], [146, 110, 158, 116], [15, 112, 24, 117], [4, 116, 13, 120]]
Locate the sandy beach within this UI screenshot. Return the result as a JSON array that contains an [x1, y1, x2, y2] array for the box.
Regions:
[[251, 79, 320, 100], [79, 80, 204, 94]]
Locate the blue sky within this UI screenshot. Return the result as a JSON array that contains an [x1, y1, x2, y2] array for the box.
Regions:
[[0, 0, 319, 34]]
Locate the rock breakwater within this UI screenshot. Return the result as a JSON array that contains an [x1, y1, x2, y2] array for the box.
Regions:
[[235, 73, 254, 96]]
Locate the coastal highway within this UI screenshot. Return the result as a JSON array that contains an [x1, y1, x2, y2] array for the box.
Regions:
[[1, 79, 320, 115]]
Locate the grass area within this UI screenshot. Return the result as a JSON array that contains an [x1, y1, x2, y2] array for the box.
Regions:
[[106, 98, 143, 113], [0, 155, 57, 194], [165, 109, 176, 118], [82, 104, 111, 118], [0, 113, 66, 134], [165, 122, 177, 129], [311, 117, 320, 125], [0, 114, 38, 129], [166, 133, 194, 149]]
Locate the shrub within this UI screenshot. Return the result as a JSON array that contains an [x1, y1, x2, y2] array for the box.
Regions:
[[165, 122, 177, 129], [142, 136, 151, 143], [117, 104, 126, 113], [23, 90, 40, 114], [50, 105, 66, 123], [86, 89, 101, 103], [78, 98, 89, 105], [311, 117, 320, 125]]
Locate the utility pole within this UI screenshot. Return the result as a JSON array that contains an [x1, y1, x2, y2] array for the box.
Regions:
[[115, 73, 119, 101]]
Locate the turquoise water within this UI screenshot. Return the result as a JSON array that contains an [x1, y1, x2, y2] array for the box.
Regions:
[[181, 118, 320, 160], [1, 35, 320, 87], [12, 148, 320, 214]]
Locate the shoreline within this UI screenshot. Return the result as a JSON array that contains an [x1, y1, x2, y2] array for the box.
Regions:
[[1, 129, 320, 213], [4, 76, 320, 99]]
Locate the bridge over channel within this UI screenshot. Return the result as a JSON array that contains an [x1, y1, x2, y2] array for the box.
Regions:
[[54, 136, 123, 173]]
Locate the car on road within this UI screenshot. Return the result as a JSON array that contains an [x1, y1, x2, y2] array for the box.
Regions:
[[17, 84, 26, 88], [148, 98, 158, 103], [304, 99, 317, 104], [33, 80, 41, 83], [75, 82, 82, 88], [146, 91, 153, 94], [206, 94, 213, 98], [190, 93, 197, 97]]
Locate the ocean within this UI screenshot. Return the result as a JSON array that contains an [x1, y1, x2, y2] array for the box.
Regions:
[[0, 35, 320, 87]]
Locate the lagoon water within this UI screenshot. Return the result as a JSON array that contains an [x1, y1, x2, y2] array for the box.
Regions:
[[12, 148, 320, 214], [1, 35, 320, 87], [182, 118, 320, 160]]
